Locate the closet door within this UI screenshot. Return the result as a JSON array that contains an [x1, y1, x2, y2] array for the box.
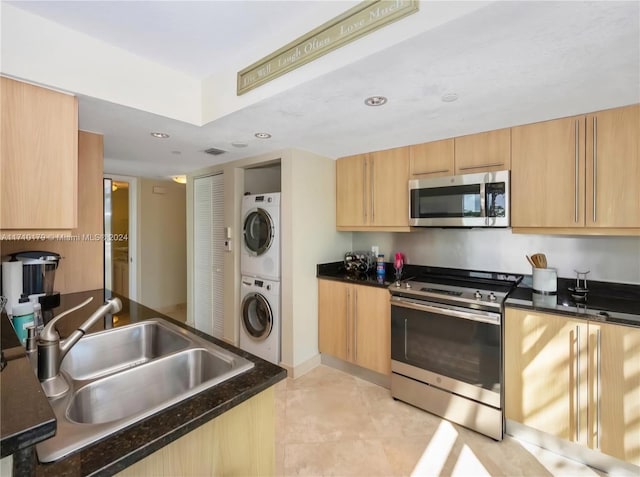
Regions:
[[194, 174, 224, 338]]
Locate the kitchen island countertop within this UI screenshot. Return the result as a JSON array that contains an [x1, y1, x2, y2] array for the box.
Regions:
[[1, 289, 286, 476]]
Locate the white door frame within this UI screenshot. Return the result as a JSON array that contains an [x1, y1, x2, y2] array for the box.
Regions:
[[104, 174, 138, 301]]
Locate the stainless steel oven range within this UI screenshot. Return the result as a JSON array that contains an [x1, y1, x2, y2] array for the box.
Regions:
[[389, 269, 522, 440]]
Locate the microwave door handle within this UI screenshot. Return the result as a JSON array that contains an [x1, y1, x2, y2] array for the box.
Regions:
[[480, 181, 487, 226], [391, 297, 500, 325]]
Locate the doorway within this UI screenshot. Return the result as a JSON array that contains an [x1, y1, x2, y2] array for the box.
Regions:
[[104, 175, 138, 300]]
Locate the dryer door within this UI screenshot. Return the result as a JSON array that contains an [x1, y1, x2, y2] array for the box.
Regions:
[[241, 292, 273, 341], [243, 208, 274, 256]]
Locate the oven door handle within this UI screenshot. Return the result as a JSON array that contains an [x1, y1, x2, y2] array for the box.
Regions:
[[390, 297, 501, 325]]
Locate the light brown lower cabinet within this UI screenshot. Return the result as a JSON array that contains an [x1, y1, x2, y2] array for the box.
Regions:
[[116, 387, 275, 476], [318, 279, 391, 375], [505, 308, 640, 466]]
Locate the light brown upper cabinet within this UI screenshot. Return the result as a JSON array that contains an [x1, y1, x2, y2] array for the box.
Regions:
[[336, 153, 368, 228], [336, 147, 410, 231], [511, 115, 586, 228], [585, 105, 639, 228], [409, 139, 454, 178], [512, 104, 639, 233], [454, 128, 511, 174], [1, 77, 78, 232]]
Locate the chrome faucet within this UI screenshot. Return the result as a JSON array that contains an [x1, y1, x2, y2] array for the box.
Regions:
[[37, 297, 122, 397]]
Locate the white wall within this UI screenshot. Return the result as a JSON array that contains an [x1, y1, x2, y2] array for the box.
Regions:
[[282, 150, 352, 368], [1, 4, 201, 124], [353, 230, 640, 284], [138, 179, 187, 309]]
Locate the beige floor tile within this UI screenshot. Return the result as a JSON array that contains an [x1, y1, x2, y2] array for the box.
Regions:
[[380, 436, 434, 477], [358, 385, 441, 438], [284, 439, 396, 477], [284, 385, 378, 443], [275, 364, 608, 477]]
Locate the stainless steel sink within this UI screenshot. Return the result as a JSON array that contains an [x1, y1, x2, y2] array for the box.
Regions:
[[36, 319, 254, 463], [68, 349, 245, 424], [61, 321, 191, 380]]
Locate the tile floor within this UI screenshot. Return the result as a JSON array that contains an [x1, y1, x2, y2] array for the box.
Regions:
[[274, 365, 607, 477]]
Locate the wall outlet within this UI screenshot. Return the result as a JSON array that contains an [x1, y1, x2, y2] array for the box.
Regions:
[[371, 245, 379, 256]]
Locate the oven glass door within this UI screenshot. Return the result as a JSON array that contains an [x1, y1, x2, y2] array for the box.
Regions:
[[391, 299, 501, 394]]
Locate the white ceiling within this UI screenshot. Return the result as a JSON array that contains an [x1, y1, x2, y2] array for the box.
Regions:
[[6, 1, 640, 179]]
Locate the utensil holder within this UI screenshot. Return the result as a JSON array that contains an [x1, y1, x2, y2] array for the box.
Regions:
[[532, 267, 557, 295], [532, 292, 557, 308]]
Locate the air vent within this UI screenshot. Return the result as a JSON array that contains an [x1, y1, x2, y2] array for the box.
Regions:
[[204, 147, 227, 156]]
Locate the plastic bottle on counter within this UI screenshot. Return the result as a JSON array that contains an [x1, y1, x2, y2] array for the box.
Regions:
[[29, 294, 45, 334], [10, 295, 35, 346], [376, 254, 385, 281]]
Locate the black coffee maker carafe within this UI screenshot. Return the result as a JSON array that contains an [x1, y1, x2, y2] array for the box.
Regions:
[[11, 251, 61, 323]]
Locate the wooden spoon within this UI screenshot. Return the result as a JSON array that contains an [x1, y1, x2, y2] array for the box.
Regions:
[[526, 255, 536, 268], [532, 253, 547, 268]]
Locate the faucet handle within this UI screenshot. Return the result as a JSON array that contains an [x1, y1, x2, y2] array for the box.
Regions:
[[40, 297, 94, 342]]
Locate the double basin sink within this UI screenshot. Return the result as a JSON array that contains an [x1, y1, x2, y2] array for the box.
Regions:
[[36, 318, 254, 462]]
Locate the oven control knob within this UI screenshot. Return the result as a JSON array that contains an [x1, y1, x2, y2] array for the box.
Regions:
[[488, 293, 497, 302], [474, 290, 482, 299]]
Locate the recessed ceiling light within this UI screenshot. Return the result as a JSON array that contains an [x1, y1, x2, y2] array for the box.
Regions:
[[150, 132, 170, 138], [364, 96, 388, 107], [254, 132, 272, 139], [232, 141, 249, 148], [172, 175, 187, 184], [441, 93, 458, 103]]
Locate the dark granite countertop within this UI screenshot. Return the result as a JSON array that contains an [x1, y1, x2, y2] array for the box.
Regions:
[[506, 276, 640, 328], [317, 261, 395, 288], [0, 316, 56, 458], [318, 261, 639, 327], [2, 289, 286, 476]]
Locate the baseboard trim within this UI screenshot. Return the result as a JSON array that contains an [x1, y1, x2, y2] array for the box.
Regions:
[[279, 354, 321, 379], [506, 419, 639, 475], [321, 354, 390, 389]]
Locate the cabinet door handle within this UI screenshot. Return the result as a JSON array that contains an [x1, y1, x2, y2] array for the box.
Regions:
[[362, 161, 367, 222], [575, 325, 581, 443], [575, 119, 580, 223], [592, 117, 597, 223], [596, 328, 601, 450], [370, 159, 375, 222], [458, 162, 504, 171], [354, 289, 358, 360], [414, 168, 450, 175], [345, 289, 350, 358], [404, 318, 408, 360]]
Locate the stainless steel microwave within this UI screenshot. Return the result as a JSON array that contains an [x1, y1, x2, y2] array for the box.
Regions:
[[409, 170, 510, 227]]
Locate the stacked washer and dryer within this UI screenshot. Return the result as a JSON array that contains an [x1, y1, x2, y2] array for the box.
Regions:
[[239, 193, 281, 365]]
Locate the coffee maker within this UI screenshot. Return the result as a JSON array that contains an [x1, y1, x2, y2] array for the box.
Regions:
[[2, 251, 61, 323]]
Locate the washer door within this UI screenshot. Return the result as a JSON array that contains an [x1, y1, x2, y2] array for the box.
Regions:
[[243, 208, 274, 256], [241, 292, 273, 341]]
